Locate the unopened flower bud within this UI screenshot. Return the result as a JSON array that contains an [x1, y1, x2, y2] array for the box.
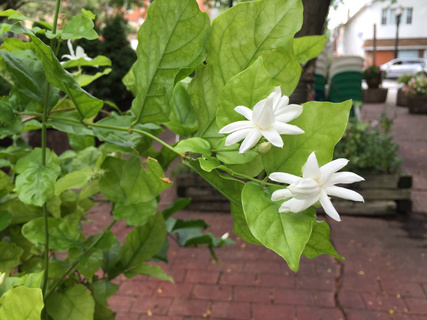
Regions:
[[221, 232, 229, 240], [0, 272, 6, 286], [258, 142, 271, 154]]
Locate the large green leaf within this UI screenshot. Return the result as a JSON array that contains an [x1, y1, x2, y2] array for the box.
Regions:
[[61, 56, 111, 69], [122, 212, 166, 269], [0, 286, 44, 320], [131, 0, 209, 124], [100, 156, 171, 204], [303, 220, 344, 260], [262, 100, 352, 175], [27, 34, 103, 119], [0, 49, 59, 109], [61, 14, 98, 40], [124, 263, 173, 282], [189, 0, 302, 142], [242, 182, 316, 272], [0, 241, 24, 274], [0, 101, 22, 139], [112, 199, 158, 226], [46, 284, 95, 320], [0, 9, 52, 30], [15, 148, 61, 207], [293, 35, 327, 65], [91, 280, 119, 306]]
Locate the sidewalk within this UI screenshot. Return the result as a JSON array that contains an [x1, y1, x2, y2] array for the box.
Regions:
[[105, 83, 427, 320]]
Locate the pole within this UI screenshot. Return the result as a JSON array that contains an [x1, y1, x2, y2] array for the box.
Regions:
[[373, 24, 377, 65], [394, 8, 403, 59]]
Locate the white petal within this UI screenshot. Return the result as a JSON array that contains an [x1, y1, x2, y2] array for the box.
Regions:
[[289, 178, 320, 200], [327, 172, 365, 186], [261, 128, 283, 148], [271, 188, 292, 201], [275, 95, 290, 112], [239, 130, 262, 153], [324, 186, 364, 202], [269, 172, 301, 184], [253, 99, 275, 130], [319, 158, 349, 182], [219, 121, 253, 134], [234, 106, 253, 121], [319, 191, 341, 222], [302, 152, 320, 179], [279, 198, 313, 213], [224, 128, 253, 145], [273, 122, 305, 135], [271, 87, 282, 111], [66, 39, 74, 57], [275, 104, 303, 122], [61, 54, 73, 60]]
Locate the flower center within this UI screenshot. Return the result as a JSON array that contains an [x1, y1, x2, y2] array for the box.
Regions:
[[288, 178, 320, 200], [252, 96, 275, 130]]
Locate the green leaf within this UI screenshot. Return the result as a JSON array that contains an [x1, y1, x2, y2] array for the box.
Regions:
[[0, 101, 23, 138], [0, 211, 11, 231], [0, 286, 44, 320], [190, 0, 302, 141], [303, 220, 345, 260], [262, 100, 352, 175], [61, 55, 112, 69], [70, 248, 104, 282], [293, 35, 327, 65], [22, 217, 82, 252], [0, 169, 12, 199], [162, 198, 191, 220], [54, 167, 93, 196], [68, 133, 95, 151], [124, 263, 173, 282], [0, 199, 42, 225], [15, 148, 61, 207], [81, 9, 96, 20], [131, 0, 210, 124], [112, 199, 158, 226], [216, 140, 260, 165], [0, 9, 52, 30], [50, 110, 95, 136], [27, 34, 103, 119], [122, 212, 166, 269], [46, 284, 95, 320], [100, 156, 171, 204], [242, 182, 316, 272], [46, 14, 98, 40], [174, 137, 211, 156], [91, 280, 119, 306], [75, 68, 112, 87], [0, 49, 59, 109], [0, 241, 24, 274], [165, 81, 198, 136]]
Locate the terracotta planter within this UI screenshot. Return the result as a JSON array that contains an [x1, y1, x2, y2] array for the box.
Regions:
[[396, 87, 408, 107], [366, 77, 382, 89], [407, 95, 427, 114], [362, 88, 388, 103]]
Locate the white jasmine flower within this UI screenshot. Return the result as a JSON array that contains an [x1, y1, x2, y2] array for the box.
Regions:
[[0, 272, 5, 286], [269, 152, 364, 222], [61, 39, 92, 62], [221, 232, 229, 240], [219, 87, 304, 153]]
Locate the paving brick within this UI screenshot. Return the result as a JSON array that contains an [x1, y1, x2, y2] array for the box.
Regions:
[[362, 293, 407, 313], [115, 312, 140, 320], [108, 295, 134, 312], [192, 284, 232, 301], [138, 316, 182, 320], [220, 271, 256, 286], [340, 271, 382, 293], [252, 303, 295, 320], [296, 306, 344, 320], [169, 299, 211, 317], [171, 257, 211, 270], [131, 297, 172, 315], [155, 282, 193, 299], [338, 290, 366, 309], [234, 286, 273, 303], [119, 279, 158, 296], [296, 275, 336, 290], [210, 301, 251, 320], [274, 288, 335, 308], [208, 261, 245, 273], [244, 261, 282, 274], [185, 270, 220, 284], [346, 309, 391, 320], [405, 297, 427, 315], [380, 280, 426, 298], [256, 273, 295, 288]]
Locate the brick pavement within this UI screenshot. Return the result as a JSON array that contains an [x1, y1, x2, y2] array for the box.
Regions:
[[101, 83, 427, 320]]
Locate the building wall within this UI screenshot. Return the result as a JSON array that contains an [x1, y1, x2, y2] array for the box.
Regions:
[[340, 0, 427, 65]]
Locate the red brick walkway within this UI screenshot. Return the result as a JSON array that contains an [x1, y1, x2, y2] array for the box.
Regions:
[[98, 84, 427, 320]]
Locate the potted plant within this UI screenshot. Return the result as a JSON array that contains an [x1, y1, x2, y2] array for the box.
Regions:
[[362, 65, 388, 103], [404, 74, 427, 114], [333, 115, 411, 215], [396, 73, 413, 107]]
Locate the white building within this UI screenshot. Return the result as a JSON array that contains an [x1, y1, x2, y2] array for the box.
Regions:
[[335, 0, 427, 65]]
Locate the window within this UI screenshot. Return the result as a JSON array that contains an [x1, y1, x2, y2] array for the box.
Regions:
[[380, 7, 413, 25]]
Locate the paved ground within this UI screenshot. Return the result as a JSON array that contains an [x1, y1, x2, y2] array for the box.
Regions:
[[102, 82, 427, 320]]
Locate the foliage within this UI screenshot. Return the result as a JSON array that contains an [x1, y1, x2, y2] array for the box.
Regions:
[[397, 73, 413, 85], [0, 0, 357, 318], [404, 74, 427, 97], [362, 65, 385, 80], [334, 115, 401, 174]]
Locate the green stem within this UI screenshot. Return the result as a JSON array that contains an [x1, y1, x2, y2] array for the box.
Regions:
[[44, 220, 117, 301], [50, 115, 183, 157]]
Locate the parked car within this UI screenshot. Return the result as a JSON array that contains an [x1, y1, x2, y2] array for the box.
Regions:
[[380, 58, 427, 78]]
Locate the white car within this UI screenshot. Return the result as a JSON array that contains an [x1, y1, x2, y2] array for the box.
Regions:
[[380, 58, 427, 78]]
